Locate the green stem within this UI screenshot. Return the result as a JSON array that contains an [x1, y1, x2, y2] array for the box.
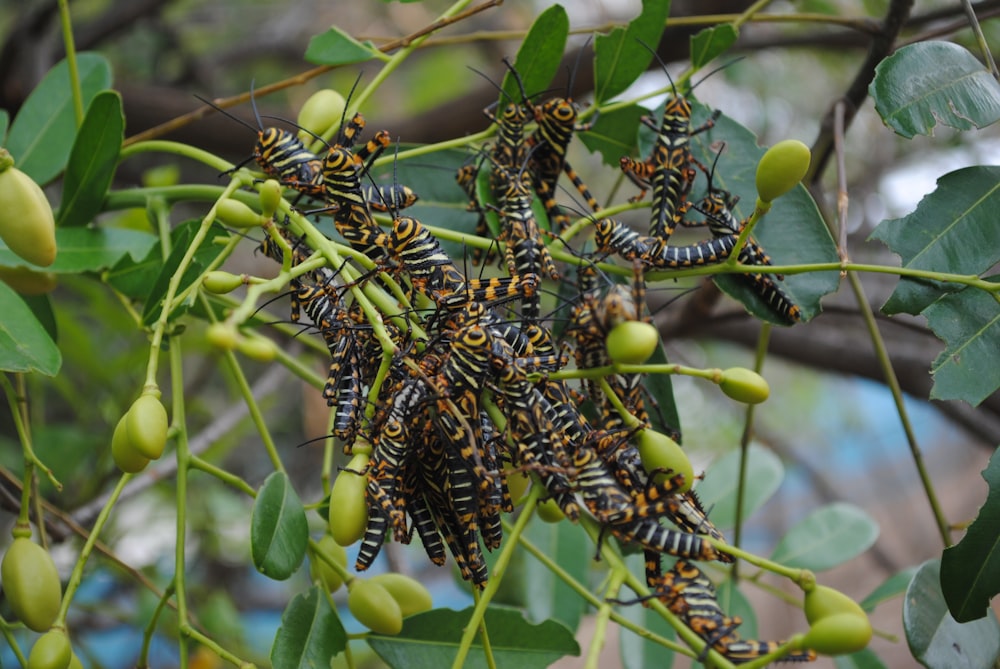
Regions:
[[0, 615, 27, 667], [308, 537, 353, 585], [730, 0, 776, 29], [57, 0, 84, 125], [181, 623, 254, 667], [960, 0, 1000, 79], [220, 346, 285, 473], [120, 140, 236, 173], [586, 568, 628, 669], [1, 374, 61, 508], [169, 336, 191, 669], [847, 270, 951, 546], [188, 456, 256, 497], [140, 582, 176, 667]]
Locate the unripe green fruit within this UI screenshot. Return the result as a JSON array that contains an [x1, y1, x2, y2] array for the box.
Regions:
[[202, 271, 243, 294], [606, 321, 659, 365], [111, 413, 149, 474], [755, 139, 811, 203], [536, 498, 566, 523], [206, 322, 239, 350], [804, 585, 867, 624], [347, 579, 404, 635], [309, 534, 348, 593], [67, 653, 83, 669], [329, 453, 370, 546], [800, 612, 872, 655], [258, 179, 283, 219], [635, 429, 694, 493], [1, 537, 63, 632], [297, 89, 347, 142], [0, 149, 57, 267], [0, 265, 58, 295], [125, 394, 169, 460], [27, 629, 72, 669], [719, 367, 770, 404], [215, 198, 264, 229], [370, 572, 433, 617], [504, 469, 531, 504], [236, 335, 278, 362]]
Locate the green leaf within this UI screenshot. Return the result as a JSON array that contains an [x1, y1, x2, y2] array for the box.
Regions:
[[870, 166, 1000, 316], [140, 221, 230, 325], [0, 110, 8, 142], [305, 26, 381, 66], [578, 104, 648, 167], [642, 339, 681, 439], [717, 577, 757, 639], [270, 585, 347, 669], [833, 648, 889, 669], [619, 553, 675, 669], [769, 502, 879, 571], [501, 5, 569, 103], [23, 294, 57, 344], [683, 103, 840, 324], [924, 279, 1000, 405], [696, 442, 784, 530], [870, 41, 1000, 138], [250, 471, 309, 581], [594, 0, 671, 104], [368, 607, 579, 669], [941, 446, 1000, 622], [0, 280, 61, 375], [0, 227, 156, 274], [904, 558, 1000, 669], [523, 512, 589, 631], [57, 91, 124, 228], [5, 53, 113, 184], [860, 566, 919, 612], [689, 24, 738, 70]]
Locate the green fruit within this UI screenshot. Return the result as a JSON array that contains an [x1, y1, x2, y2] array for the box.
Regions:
[[719, 367, 770, 404], [111, 414, 149, 474], [755, 139, 811, 203], [0, 149, 57, 267], [27, 629, 72, 669], [635, 429, 694, 493], [536, 498, 566, 523], [347, 579, 404, 635], [504, 469, 531, 504], [206, 322, 239, 350], [215, 198, 264, 229], [67, 653, 83, 669], [310, 534, 348, 592], [236, 335, 278, 362], [202, 271, 243, 294], [804, 585, 867, 624], [370, 573, 433, 617], [800, 612, 872, 655], [0, 265, 58, 295], [329, 453, 370, 546], [297, 89, 347, 141], [258, 179, 283, 219], [605, 321, 659, 365], [125, 394, 169, 460], [1, 537, 63, 632]]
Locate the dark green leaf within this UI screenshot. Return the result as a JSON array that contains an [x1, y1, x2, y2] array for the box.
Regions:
[[769, 503, 879, 571], [250, 471, 309, 581], [642, 339, 681, 440], [870, 41, 1000, 138], [697, 443, 784, 530], [0, 281, 61, 375], [270, 586, 347, 669], [367, 606, 580, 669], [22, 294, 57, 343], [594, 0, 671, 104], [501, 5, 569, 103], [523, 513, 589, 631], [5, 53, 113, 184], [619, 552, 675, 669], [0, 110, 8, 142], [0, 227, 156, 274], [305, 27, 380, 66], [904, 558, 1000, 669], [579, 104, 648, 167], [924, 278, 1000, 405], [860, 566, 919, 612], [683, 103, 841, 324], [833, 648, 889, 669], [870, 166, 1000, 316], [689, 25, 738, 69], [717, 578, 757, 639], [941, 446, 1000, 622], [141, 221, 230, 325], [57, 91, 124, 228]]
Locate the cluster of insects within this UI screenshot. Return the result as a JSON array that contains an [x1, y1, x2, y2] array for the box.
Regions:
[[213, 54, 809, 664]]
